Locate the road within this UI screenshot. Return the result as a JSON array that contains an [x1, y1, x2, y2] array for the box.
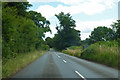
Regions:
[[12, 49, 119, 80]]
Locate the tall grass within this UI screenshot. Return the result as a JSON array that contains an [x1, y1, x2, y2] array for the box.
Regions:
[[2, 50, 47, 78], [62, 41, 118, 69], [62, 46, 83, 57], [81, 41, 118, 69]]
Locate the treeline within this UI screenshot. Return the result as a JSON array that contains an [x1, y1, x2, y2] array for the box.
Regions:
[[46, 12, 81, 50], [82, 20, 120, 46], [46, 12, 120, 51], [2, 2, 51, 59]]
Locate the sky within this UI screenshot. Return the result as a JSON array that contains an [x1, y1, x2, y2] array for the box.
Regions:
[[28, 0, 118, 40]]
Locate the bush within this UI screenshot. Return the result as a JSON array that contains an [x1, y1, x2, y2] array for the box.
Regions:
[[40, 44, 50, 51], [81, 41, 118, 69]]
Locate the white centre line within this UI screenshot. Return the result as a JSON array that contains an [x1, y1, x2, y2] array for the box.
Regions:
[[75, 71, 86, 80], [58, 56, 60, 58], [63, 60, 67, 63]]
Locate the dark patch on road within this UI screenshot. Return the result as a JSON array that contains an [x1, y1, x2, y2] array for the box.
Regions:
[[41, 53, 62, 78]]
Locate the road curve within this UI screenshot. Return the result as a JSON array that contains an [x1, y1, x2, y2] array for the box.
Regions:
[[12, 49, 119, 79]]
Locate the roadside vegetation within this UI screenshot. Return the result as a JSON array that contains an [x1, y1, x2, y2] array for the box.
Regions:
[[45, 11, 119, 69], [44, 10, 119, 69], [62, 41, 118, 69], [81, 41, 118, 69], [62, 46, 83, 57], [2, 2, 50, 78], [2, 1, 120, 79], [2, 50, 48, 78]]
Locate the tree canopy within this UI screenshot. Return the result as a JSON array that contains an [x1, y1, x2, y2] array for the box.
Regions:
[[53, 12, 81, 50], [89, 26, 115, 43], [2, 2, 50, 58], [111, 20, 120, 39]]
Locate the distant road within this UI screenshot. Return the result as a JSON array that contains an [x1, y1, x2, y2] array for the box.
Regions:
[[12, 49, 119, 79]]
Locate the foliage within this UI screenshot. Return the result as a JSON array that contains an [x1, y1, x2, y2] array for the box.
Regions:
[[81, 41, 118, 69], [3, 2, 32, 17], [27, 11, 51, 37], [111, 20, 120, 39], [2, 50, 46, 78], [53, 12, 81, 50], [62, 46, 83, 57], [45, 37, 54, 48], [2, 2, 50, 59], [62, 41, 118, 69], [89, 26, 115, 43]]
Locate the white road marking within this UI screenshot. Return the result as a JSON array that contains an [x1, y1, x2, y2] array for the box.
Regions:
[[75, 71, 86, 80], [63, 60, 67, 63], [58, 56, 60, 58], [56, 54, 61, 58]]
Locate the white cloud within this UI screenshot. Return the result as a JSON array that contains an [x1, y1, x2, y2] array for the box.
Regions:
[[44, 25, 57, 38], [28, 0, 117, 6], [59, 0, 117, 6], [36, 5, 55, 18], [35, 0, 117, 19], [75, 19, 115, 32], [81, 33, 91, 40], [36, 3, 105, 19]]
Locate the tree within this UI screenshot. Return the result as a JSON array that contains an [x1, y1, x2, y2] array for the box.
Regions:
[[53, 12, 81, 50], [89, 26, 115, 43], [27, 11, 51, 38], [45, 37, 53, 48], [111, 20, 120, 39], [3, 2, 32, 17], [2, 2, 50, 58]]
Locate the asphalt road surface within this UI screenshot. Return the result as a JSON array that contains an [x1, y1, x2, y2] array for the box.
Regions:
[[12, 49, 119, 80]]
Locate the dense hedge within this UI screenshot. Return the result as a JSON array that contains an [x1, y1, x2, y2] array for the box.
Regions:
[[2, 2, 50, 59]]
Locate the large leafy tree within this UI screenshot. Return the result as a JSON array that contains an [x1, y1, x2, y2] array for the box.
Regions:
[[89, 26, 115, 43], [26, 11, 51, 49], [53, 12, 81, 50]]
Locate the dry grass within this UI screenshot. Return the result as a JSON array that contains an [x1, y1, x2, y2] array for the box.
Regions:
[[81, 41, 118, 69], [62, 46, 83, 57], [2, 50, 47, 78], [62, 41, 119, 69]]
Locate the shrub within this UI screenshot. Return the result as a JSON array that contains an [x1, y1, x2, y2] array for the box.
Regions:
[[81, 41, 118, 69]]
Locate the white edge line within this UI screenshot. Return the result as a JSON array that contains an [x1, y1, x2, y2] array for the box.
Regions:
[[75, 71, 86, 80], [63, 60, 67, 63]]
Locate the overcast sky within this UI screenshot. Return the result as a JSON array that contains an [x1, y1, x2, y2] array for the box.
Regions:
[[28, 0, 118, 40]]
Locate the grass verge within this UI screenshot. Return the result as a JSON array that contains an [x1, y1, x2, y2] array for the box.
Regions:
[[62, 41, 118, 69], [2, 50, 47, 78], [81, 41, 118, 69], [62, 46, 83, 57]]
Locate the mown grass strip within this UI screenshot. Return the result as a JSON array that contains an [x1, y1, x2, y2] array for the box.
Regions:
[[2, 50, 47, 78]]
